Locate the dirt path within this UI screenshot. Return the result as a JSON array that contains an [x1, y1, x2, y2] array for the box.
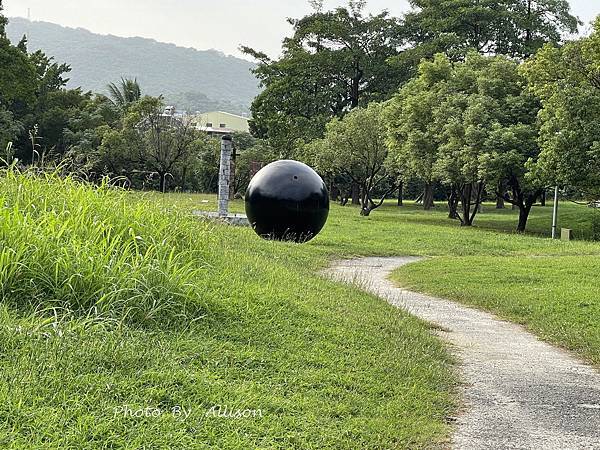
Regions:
[[325, 257, 600, 450]]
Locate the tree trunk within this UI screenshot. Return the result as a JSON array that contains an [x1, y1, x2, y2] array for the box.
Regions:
[[496, 195, 505, 209], [461, 183, 473, 226], [329, 181, 339, 201], [397, 181, 403, 207], [517, 205, 532, 233], [181, 166, 187, 192], [158, 171, 166, 193], [459, 182, 484, 226], [507, 180, 543, 233], [423, 183, 434, 210], [524, 0, 532, 57], [360, 185, 371, 216], [540, 190, 546, 207], [448, 186, 459, 219], [351, 182, 360, 205], [350, 61, 363, 109]]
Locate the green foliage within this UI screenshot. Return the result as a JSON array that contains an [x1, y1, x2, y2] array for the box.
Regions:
[[243, 3, 406, 154], [0, 0, 6, 37], [0, 22, 107, 165], [521, 17, 600, 199], [232, 133, 278, 195], [0, 107, 22, 156], [397, 0, 580, 70], [0, 37, 37, 114], [386, 52, 544, 230], [311, 103, 395, 215], [107, 77, 142, 109], [97, 96, 213, 192], [385, 54, 455, 211]]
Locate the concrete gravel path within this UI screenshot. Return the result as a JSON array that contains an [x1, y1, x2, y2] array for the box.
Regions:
[[325, 257, 600, 450]]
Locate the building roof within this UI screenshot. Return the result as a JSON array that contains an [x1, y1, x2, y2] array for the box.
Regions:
[[197, 126, 237, 135], [205, 111, 250, 120]]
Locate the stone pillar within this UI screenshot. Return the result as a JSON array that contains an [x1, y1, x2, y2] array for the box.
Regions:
[[229, 157, 236, 200], [218, 135, 233, 218]]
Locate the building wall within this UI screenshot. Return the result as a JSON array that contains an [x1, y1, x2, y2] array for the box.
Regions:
[[195, 111, 250, 133]]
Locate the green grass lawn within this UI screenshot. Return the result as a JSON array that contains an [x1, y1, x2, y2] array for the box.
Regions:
[[0, 174, 457, 449], [158, 192, 600, 367]]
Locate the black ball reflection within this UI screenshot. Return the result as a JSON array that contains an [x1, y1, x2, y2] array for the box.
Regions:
[[245, 160, 329, 242]]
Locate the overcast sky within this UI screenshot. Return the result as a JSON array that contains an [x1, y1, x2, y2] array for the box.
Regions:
[[4, 0, 599, 59]]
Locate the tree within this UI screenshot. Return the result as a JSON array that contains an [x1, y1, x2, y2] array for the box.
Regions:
[[521, 17, 600, 199], [0, 0, 7, 37], [107, 78, 142, 110], [311, 103, 395, 216], [0, 29, 101, 164], [395, 0, 580, 75], [434, 89, 487, 225], [0, 106, 21, 161], [385, 55, 452, 210], [100, 97, 206, 192], [480, 123, 545, 231], [61, 95, 120, 177], [0, 35, 37, 116], [387, 52, 545, 230], [233, 139, 278, 195], [436, 53, 542, 228], [242, 2, 405, 153]]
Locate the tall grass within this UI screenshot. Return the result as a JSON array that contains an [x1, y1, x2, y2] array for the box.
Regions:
[[0, 170, 216, 327]]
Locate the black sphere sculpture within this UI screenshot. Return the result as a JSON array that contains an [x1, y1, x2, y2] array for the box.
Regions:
[[245, 160, 329, 242]]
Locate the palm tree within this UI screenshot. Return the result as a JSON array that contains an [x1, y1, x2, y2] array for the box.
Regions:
[[107, 77, 142, 109]]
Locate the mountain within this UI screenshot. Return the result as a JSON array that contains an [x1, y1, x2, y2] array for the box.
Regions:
[[6, 18, 260, 115]]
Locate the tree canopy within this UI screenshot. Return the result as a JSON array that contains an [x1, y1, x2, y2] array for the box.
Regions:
[[242, 2, 405, 154], [386, 52, 544, 230], [399, 0, 580, 63], [522, 17, 600, 198], [311, 102, 395, 216]]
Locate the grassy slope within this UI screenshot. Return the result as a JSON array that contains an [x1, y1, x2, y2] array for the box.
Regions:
[[0, 174, 456, 449], [158, 193, 600, 366]]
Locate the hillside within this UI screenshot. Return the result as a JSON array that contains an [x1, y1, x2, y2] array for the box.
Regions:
[[6, 18, 260, 115]]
